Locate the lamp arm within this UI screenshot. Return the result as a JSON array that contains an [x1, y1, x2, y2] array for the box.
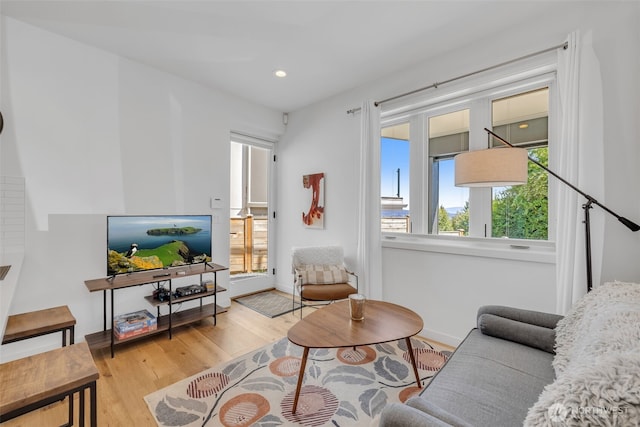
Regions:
[[485, 128, 640, 232]]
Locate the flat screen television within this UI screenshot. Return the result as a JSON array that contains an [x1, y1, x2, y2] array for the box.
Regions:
[[107, 215, 212, 276]]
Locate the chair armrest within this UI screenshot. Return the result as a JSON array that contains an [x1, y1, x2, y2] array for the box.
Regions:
[[292, 269, 302, 285], [477, 306, 562, 354], [345, 270, 358, 292]]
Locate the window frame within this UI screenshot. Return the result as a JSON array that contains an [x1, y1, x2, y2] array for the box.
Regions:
[[380, 122, 413, 233], [380, 72, 557, 245], [229, 131, 277, 286]]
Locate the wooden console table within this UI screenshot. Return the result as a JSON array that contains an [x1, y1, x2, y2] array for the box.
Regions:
[[84, 263, 227, 357], [0, 342, 99, 426], [2, 305, 76, 347]]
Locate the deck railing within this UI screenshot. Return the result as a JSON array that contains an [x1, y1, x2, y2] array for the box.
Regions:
[[230, 216, 268, 274], [380, 217, 465, 235], [381, 216, 410, 233]]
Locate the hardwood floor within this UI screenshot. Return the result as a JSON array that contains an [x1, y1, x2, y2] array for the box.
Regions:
[[2, 293, 453, 426]]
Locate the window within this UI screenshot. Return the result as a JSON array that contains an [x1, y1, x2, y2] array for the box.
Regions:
[[380, 77, 554, 242], [427, 109, 470, 236], [491, 88, 549, 239], [380, 123, 410, 233]]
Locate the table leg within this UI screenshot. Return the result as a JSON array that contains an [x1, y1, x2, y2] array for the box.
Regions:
[[110, 289, 115, 358], [80, 387, 85, 427], [90, 381, 97, 427], [68, 391, 74, 426], [103, 290, 107, 331], [405, 337, 422, 388], [69, 390, 75, 425], [214, 271, 218, 326], [292, 347, 310, 414]]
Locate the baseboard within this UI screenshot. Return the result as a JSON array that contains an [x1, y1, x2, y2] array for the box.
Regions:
[[420, 327, 463, 348], [274, 284, 292, 294], [230, 287, 276, 301]]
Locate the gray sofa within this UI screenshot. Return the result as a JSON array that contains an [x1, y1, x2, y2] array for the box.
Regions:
[[381, 281, 640, 426], [379, 305, 563, 427]]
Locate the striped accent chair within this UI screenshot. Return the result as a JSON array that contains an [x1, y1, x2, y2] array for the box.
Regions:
[[291, 245, 358, 317]]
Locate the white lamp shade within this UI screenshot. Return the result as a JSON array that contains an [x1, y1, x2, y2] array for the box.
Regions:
[[454, 147, 528, 187]]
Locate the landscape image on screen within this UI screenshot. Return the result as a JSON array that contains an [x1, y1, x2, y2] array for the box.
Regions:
[[107, 215, 212, 276]]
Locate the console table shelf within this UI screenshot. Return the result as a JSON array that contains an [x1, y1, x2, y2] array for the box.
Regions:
[[142, 285, 226, 307], [84, 263, 228, 357], [85, 302, 226, 350]]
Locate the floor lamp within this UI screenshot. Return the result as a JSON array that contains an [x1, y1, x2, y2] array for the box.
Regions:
[[454, 128, 639, 293]]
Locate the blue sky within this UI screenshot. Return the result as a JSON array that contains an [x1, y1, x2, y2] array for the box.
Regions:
[[381, 137, 468, 211], [438, 159, 469, 210], [381, 138, 410, 200]]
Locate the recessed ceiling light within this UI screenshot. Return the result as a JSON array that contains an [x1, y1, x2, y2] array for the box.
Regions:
[[274, 70, 287, 78], [518, 123, 529, 129]]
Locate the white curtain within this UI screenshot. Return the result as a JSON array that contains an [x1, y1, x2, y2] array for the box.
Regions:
[[357, 100, 383, 299], [555, 31, 605, 314]]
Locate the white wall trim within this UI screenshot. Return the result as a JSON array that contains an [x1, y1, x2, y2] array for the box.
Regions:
[[382, 233, 555, 264]]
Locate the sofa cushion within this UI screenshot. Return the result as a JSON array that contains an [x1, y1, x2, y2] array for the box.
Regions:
[[405, 398, 474, 427], [299, 283, 356, 301], [418, 328, 555, 427], [379, 402, 467, 427]]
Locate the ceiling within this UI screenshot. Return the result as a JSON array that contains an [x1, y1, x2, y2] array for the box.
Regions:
[[1, 1, 558, 112]]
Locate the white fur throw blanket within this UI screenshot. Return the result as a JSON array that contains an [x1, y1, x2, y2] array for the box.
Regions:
[[524, 281, 640, 426]]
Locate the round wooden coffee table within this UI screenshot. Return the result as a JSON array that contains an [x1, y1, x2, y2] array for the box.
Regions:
[[287, 299, 424, 413]]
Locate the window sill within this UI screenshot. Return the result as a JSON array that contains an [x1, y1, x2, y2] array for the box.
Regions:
[[382, 233, 555, 264]]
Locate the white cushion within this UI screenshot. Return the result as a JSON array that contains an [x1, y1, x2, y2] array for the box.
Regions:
[[292, 246, 344, 271]]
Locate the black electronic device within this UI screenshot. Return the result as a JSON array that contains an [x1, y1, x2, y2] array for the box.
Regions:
[[153, 287, 172, 302], [175, 284, 206, 298]]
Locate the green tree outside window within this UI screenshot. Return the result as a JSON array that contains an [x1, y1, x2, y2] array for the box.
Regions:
[[492, 147, 548, 240]]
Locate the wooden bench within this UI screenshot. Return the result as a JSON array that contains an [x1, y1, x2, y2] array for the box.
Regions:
[[2, 305, 76, 347], [0, 342, 99, 426]]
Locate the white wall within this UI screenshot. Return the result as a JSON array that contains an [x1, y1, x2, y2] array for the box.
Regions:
[[275, 2, 640, 345], [381, 242, 555, 345], [0, 17, 284, 361], [597, 4, 640, 281], [275, 97, 362, 280]]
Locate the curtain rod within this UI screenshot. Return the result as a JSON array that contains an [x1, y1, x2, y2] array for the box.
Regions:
[[346, 41, 568, 115]]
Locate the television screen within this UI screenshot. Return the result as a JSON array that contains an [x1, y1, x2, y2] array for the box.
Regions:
[[107, 215, 212, 276]]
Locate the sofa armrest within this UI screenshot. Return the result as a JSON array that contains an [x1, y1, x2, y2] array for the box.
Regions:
[[478, 311, 560, 354], [379, 402, 472, 427], [477, 305, 563, 329]]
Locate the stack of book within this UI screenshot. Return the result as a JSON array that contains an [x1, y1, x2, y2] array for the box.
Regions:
[[113, 309, 157, 339]]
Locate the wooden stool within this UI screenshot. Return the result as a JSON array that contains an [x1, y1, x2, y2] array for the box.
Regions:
[[2, 305, 76, 347], [0, 342, 99, 426]]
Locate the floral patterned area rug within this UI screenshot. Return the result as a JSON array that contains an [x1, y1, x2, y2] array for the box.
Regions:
[[145, 336, 451, 427]]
